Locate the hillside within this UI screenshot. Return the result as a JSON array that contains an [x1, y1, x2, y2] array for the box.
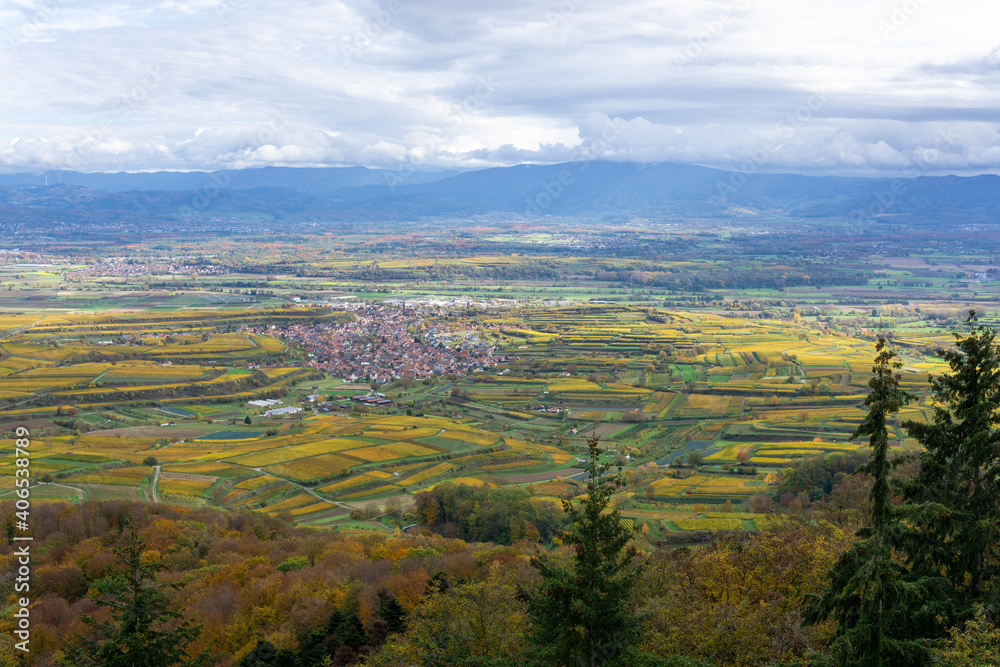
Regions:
[[2, 162, 1000, 224]]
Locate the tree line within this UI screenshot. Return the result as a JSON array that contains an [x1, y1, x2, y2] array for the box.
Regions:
[[804, 311, 1000, 665], [414, 483, 570, 545]]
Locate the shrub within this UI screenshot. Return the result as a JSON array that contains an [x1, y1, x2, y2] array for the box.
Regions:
[[277, 556, 309, 573]]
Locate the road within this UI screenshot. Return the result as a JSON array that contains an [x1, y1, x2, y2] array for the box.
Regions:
[[151, 465, 161, 503]]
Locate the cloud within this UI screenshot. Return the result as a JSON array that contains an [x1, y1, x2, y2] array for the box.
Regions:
[[0, 0, 998, 175]]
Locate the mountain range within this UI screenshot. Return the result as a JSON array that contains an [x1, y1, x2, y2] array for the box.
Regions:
[[1, 162, 998, 225]]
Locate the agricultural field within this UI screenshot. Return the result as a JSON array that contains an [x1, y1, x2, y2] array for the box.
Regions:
[[0, 310, 332, 414], [0, 303, 922, 539], [1, 223, 994, 540], [0, 411, 539, 528]]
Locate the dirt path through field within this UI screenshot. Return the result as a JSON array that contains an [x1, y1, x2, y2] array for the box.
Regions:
[[151, 465, 161, 503]]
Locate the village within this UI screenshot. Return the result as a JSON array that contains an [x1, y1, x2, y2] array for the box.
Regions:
[[244, 304, 498, 384], [76, 258, 228, 278]]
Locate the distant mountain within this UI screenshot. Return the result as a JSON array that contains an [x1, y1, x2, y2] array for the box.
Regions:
[[1, 162, 999, 224], [0, 183, 329, 214], [336, 162, 1000, 221], [0, 166, 457, 198]]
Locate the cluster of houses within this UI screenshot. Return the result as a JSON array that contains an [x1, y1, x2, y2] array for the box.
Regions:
[[265, 304, 498, 383], [79, 258, 226, 277]]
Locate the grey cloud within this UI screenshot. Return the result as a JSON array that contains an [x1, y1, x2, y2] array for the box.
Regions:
[[0, 0, 998, 175]]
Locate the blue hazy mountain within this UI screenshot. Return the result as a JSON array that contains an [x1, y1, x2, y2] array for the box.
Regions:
[[1, 161, 998, 223], [0, 166, 456, 198], [335, 162, 1000, 221]]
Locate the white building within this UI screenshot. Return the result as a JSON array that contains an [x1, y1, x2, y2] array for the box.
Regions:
[[264, 406, 302, 417]]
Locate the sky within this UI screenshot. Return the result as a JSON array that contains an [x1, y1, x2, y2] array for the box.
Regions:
[[0, 0, 998, 176]]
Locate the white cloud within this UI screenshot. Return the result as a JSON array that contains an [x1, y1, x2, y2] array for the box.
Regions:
[[0, 0, 998, 175]]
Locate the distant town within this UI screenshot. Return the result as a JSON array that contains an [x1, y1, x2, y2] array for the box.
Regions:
[[244, 304, 498, 384]]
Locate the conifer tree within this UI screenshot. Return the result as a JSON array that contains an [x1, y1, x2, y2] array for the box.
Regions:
[[376, 589, 407, 635], [61, 520, 205, 667], [522, 434, 643, 667], [902, 311, 1000, 621], [298, 610, 369, 665], [238, 641, 276, 667], [803, 338, 931, 665]]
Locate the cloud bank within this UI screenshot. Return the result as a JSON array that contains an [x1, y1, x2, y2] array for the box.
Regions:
[[1, 0, 998, 175]]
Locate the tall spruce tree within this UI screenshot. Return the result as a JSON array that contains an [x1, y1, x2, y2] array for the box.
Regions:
[[61, 520, 205, 667], [522, 434, 643, 667], [376, 589, 407, 635], [803, 338, 931, 666], [902, 311, 1000, 621]]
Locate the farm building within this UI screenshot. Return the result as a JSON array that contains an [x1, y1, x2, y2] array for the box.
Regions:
[[263, 406, 303, 417]]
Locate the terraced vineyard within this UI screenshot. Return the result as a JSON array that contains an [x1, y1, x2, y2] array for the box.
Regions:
[[0, 303, 957, 538]]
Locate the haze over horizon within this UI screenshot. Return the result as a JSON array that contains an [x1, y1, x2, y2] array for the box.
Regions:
[[2, 0, 999, 178]]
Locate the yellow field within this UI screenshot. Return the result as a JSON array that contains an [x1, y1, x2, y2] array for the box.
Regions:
[[2, 343, 81, 361], [265, 454, 359, 482], [547, 379, 604, 392], [13, 363, 108, 378], [263, 493, 318, 512], [503, 437, 572, 465], [706, 444, 753, 461], [317, 476, 372, 494], [234, 475, 283, 490], [253, 335, 287, 353], [679, 394, 720, 410], [158, 478, 215, 496], [288, 501, 334, 517], [674, 516, 747, 531], [394, 463, 456, 486], [364, 427, 440, 441], [757, 441, 862, 452], [0, 390, 32, 399], [3, 377, 92, 391], [750, 456, 796, 464], [644, 391, 676, 413], [154, 334, 258, 355], [685, 478, 767, 497], [101, 363, 213, 381], [69, 467, 150, 486], [339, 484, 403, 500], [649, 475, 710, 497], [439, 430, 498, 446], [346, 442, 438, 462]]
